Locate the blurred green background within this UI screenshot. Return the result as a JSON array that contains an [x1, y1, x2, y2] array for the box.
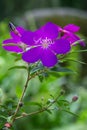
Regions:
[[0, 0, 87, 130]]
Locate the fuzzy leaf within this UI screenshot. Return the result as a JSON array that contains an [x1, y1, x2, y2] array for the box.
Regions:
[[66, 58, 87, 65], [50, 65, 76, 74], [24, 102, 42, 108], [0, 115, 7, 120], [30, 63, 44, 74], [71, 49, 87, 53], [63, 109, 79, 117], [8, 65, 27, 70], [46, 109, 52, 114]]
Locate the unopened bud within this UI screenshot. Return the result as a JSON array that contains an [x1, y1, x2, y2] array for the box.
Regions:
[[22, 112, 27, 117], [19, 102, 23, 107], [9, 22, 16, 31], [4, 123, 11, 128], [9, 22, 21, 36], [72, 96, 78, 102]]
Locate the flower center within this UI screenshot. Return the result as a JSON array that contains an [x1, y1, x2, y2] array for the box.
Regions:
[[40, 37, 52, 49]]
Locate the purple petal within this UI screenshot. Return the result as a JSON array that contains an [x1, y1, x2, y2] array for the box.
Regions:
[[50, 39, 71, 54], [3, 39, 23, 53], [16, 26, 26, 34], [3, 39, 18, 44], [40, 49, 57, 67], [22, 47, 40, 63], [21, 31, 35, 45], [3, 45, 23, 53], [67, 34, 85, 46], [61, 34, 69, 39], [74, 35, 85, 46], [36, 22, 58, 40], [63, 24, 80, 33]]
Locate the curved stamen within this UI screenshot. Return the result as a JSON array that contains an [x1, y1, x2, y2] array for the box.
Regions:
[[40, 37, 53, 49]]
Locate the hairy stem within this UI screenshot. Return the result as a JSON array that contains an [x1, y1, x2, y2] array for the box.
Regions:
[[11, 66, 30, 123]]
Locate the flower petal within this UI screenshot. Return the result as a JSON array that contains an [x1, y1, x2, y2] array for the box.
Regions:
[[3, 39, 18, 44], [61, 34, 69, 39], [67, 34, 85, 46], [50, 39, 71, 54], [3, 45, 23, 53], [40, 49, 57, 67], [21, 31, 35, 45], [3, 39, 23, 53], [16, 26, 26, 34], [36, 22, 58, 40], [63, 24, 80, 33], [22, 47, 40, 63]]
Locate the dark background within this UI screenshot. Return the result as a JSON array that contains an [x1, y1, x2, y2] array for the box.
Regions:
[[0, 0, 87, 21]]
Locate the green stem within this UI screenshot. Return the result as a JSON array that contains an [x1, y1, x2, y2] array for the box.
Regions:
[[11, 66, 30, 123], [15, 108, 46, 120]]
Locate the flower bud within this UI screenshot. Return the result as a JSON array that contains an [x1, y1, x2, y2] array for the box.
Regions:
[[22, 112, 27, 117], [4, 123, 11, 128], [9, 22, 16, 31], [72, 96, 78, 102], [9, 22, 21, 36], [19, 102, 23, 107]]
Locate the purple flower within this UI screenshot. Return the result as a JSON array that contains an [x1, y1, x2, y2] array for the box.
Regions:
[[2, 26, 27, 53], [58, 24, 85, 46], [21, 22, 71, 67]]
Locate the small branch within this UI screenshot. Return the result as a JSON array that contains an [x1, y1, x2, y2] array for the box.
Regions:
[[11, 65, 30, 123], [15, 92, 62, 120], [15, 108, 46, 120]]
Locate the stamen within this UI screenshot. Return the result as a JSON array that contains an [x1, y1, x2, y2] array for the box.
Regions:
[[40, 37, 52, 49], [34, 37, 53, 49]]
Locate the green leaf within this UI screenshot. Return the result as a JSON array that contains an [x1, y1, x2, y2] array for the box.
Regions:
[[59, 99, 70, 104], [50, 65, 76, 74], [57, 99, 70, 110], [11, 53, 22, 61], [38, 75, 44, 82], [16, 86, 22, 98], [0, 104, 7, 109], [70, 49, 87, 53], [24, 102, 42, 108], [30, 63, 44, 74], [7, 116, 12, 123], [4, 99, 16, 111], [46, 109, 52, 114], [11, 53, 21, 57], [0, 115, 7, 120], [48, 71, 61, 77], [8, 65, 27, 70], [46, 99, 54, 104], [66, 58, 87, 65], [63, 109, 79, 117]]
